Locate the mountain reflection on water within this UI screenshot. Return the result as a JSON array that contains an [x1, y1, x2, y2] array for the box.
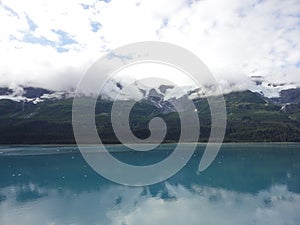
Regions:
[[0, 143, 299, 225]]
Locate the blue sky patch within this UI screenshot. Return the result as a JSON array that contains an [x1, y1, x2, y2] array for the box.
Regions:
[[56, 47, 69, 53], [22, 33, 56, 47], [25, 14, 38, 31], [22, 29, 77, 53], [91, 22, 101, 32], [1, 3, 19, 17], [51, 29, 77, 45], [80, 4, 90, 10]]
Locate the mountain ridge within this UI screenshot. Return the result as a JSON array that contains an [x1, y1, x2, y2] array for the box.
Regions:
[[1, 86, 300, 144]]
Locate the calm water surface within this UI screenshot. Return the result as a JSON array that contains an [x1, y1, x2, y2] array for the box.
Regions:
[[0, 143, 299, 225]]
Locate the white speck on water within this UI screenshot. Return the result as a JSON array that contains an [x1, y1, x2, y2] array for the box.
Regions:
[[56, 149, 60, 152], [12, 174, 15, 177], [62, 176, 65, 179], [84, 174, 88, 178], [18, 173, 22, 177], [71, 156, 75, 159]]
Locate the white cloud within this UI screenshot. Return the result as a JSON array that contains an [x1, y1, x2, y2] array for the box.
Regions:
[[0, 0, 299, 94]]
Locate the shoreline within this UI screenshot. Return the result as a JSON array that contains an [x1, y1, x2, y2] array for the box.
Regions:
[[1, 142, 299, 156], [1, 142, 300, 147]]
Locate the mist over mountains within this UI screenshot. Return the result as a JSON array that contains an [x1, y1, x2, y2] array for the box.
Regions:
[[1, 80, 300, 144]]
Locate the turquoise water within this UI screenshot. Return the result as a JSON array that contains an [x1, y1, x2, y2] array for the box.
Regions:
[[0, 143, 300, 225]]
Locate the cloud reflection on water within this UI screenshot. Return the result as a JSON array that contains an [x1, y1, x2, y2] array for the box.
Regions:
[[0, 183, 299, 225]]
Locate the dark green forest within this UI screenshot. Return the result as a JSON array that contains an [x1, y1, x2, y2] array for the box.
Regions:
[[1, 90, 300, 144]]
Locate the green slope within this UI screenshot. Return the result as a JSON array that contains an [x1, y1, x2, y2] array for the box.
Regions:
[[1, 90, 300, 144]]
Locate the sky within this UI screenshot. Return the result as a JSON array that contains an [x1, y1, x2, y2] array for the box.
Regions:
[[0, 0, 300, 96]]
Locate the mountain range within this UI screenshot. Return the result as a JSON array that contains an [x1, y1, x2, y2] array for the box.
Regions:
[[0, 85, 300, 144]]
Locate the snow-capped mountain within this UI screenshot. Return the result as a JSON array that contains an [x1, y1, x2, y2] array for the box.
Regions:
[[0, 86, 73, 104], [1, 76, 299, 112], [249, 75, 299, 98]]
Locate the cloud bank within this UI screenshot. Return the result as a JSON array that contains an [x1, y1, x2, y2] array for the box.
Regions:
[[0, 0, 299, 95]]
